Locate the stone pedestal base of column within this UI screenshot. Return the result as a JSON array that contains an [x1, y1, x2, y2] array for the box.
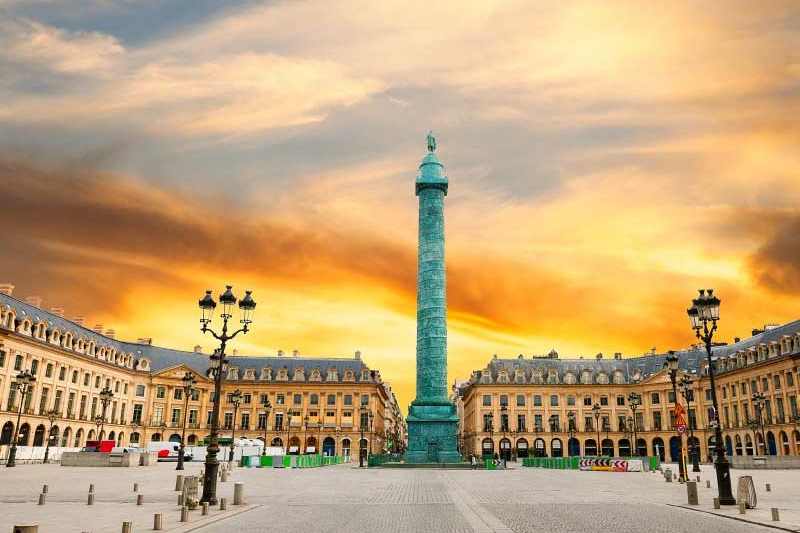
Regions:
[[405, 403, 460, 464]]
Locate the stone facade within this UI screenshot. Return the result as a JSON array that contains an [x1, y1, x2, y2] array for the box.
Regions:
[[0, 290, 405, 459], [459, 320, 800, 462]]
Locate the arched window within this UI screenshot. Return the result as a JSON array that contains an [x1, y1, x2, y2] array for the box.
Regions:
[[596, 372, 609, 385], [294, 368, 305, 381], [563, 372, 576, 385], [580, 370, 592, 384], [260, 367, 272, 380], [612, 370, 625, 384]]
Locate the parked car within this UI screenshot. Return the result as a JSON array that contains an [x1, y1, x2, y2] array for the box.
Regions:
[[146, 441, 192, 462]]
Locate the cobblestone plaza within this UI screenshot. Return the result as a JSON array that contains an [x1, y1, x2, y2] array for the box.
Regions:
[[2, 462, 797, 533]]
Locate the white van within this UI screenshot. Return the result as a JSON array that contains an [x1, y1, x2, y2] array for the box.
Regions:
[[147, 441, 192, 462]]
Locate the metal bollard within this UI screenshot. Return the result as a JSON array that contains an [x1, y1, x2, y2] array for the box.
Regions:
[[220, 497, 228, 511], [178, 494, 184, 506], [706, 480, 711, 488], [696, 476, 700, 482], [175, 475, 184, 492], [233, 482, 244, 505], [38, 494, 46, 506], [202, 502, 209, 516], [738, 502, 746, 514], [180, 506, 189, 523], [220, 470, 228, 483], [133, 483, 139, 492], [87, 493, 94, 506], [137, 494, 144, 506], [88, 484, 94, 493], [686, 481, 698, 505], [713, 497, 720, 509], [12, 525, 39, 533], [121, 522, 132, 533], [153, 514, 163, 531], [771, 507, 780, 521], [42, 485, 48, 494], [766, 483, 771, 492]]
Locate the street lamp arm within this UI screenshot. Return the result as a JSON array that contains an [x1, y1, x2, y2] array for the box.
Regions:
[[202, 326, 249, 343]]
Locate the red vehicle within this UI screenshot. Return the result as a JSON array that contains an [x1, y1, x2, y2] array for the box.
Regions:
[[84, 439, 116, 453]]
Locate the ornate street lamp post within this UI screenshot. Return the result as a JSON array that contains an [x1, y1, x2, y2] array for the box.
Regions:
[[177, 372, 196, 471], [94, 415, 103, 443], [500, 403, 508, 460], [316, 418, 322, 455], [687, 289, 736, 505], [567, 411, 576, 456], [8, 372, 34, 464], [303, 414, 310, 455], [98, 386, 114, 440], [664, 351, 686, 480], [627, 392, 641, 456], [592, 403, 601, 456], [359, 403, 367, 467], [261, 399, 272, 457], [368, 411, 374, 456], [197, 285, 256, 505], [285, 412, 293, 456], [679, 376, 701, 472], [129, 421, 139, 446], [752, 392, 768, 455], [228, 389, 243, 463], [43, 409, 59, 464]]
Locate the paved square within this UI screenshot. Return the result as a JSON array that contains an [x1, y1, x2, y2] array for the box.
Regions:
[[2, 462, 798, 533]]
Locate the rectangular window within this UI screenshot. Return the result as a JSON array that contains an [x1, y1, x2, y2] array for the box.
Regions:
[[790, 396, 798, 417], [275, 413, 284, 430], [583, 395, 592, 406], [500, 413, 509, 431], [566, 395, 575, 406], [550, 415, 560, 431], [30, 359, 38, 376], [293, 393, 302, 405], [67, 392, 75, 416], [517, 414, 526, 431], [774, 375, 782, 390], [135, 385, 145, 397], [132, 404, 143, 423], [71, 370, 77, 384], [39, 387, 49, 414], [189, 410, 197, 425], [651, 393, 660, 404], [79, 395, 87, 418], [114, 381, 120, 393], [171, 408, 180, 424], [173, 389, 182, 400], [153, 406, 163, 424], [668, 391, 676, 403], [533, 395, 542, 406], [482, 395, 492, 406], [344, 394, 353, 406], [361, 394, 369, 405], [342, 411, 352, 417], [260, 393, 269, 404], [600, 396, 608, 406], [731, 384, 736, 397], [733, 405, 739, 427], [156, 387, 165, 399], [310, 394, 318, 405], [653, 411, 662, 430], [243, 393, 251, 404], [740, 382, 747, 395], [534, 414, 543, 429], [516, 394, 525, 407], [94, 376, 100, 388], [325, 410, 335, 417], [45, 364, 53, 378], [241, 412, 250, 429], [550, 395, 559, 406], [327, 394, 336, 405], [722, 387, 727, 399], [705, 389, 712, 401], [787, 372, 794, 387], [0, 349, 5, 367], [688, 408, 696, 430], [120, 403, 126, 423], [723, 406, 729, 428], [59, 367, 66, 381], [584, 416, 593, 431], [207, 410, 213, 425], [223, 412, 233, 428], [776, 397, 785, 423], [483, 413, 492, 431], [257, 412, 267, 430], [616, 395, 625, 406], [191, 389, 199, 401], [499, 394, 508, 406], [762, 377, 769, 391], [210, 392, 216, 403], [617, 415, 626, 431], [277, 394, 285, 405], [14, 354, 22, 371]]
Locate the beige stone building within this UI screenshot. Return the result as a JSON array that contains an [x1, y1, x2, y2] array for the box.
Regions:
[[460, 321, 800, 462], [0, 287, 404, 458]]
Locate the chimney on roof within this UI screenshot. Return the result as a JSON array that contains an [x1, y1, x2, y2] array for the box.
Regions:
[[105, 329, 115, 339], [136, 337, 152, 345], [193, 345, 202, 354], [651, 347, 657, 355], [292, 349, 300, 357], [73, 316, 85, 326], [25, 296, 42, 308], [0, 283, 14, 296], [277, 349, 284, 357], [614, 352, 622, 360], [355, 350, 361, 360], [50, 307, 64, 317], [93, 324, 104, 334], [734, 337, 741, 343], [596, 353, 603, 359], [232, 349, 238, 356]]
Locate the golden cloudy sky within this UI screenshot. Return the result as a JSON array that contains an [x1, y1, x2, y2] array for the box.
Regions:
[[1, 1, 798, 409]]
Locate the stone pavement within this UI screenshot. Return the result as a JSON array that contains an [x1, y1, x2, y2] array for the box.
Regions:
[[2, 461, 798, 532]]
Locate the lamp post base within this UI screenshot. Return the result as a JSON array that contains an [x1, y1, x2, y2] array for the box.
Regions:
[[714, 458, 737, 505], [176, 449, 185, 471], [7, 445, 17, 467]]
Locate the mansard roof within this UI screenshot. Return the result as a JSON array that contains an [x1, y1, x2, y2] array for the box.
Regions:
[[0, 292, 378, 383]]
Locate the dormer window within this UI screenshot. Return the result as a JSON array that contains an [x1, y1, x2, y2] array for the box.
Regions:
[[326, 368, 338, 381], [277, 369, 288, 380], [343, 370, 355, 382], [227, 368, 238, 380], [310, 370, 322, 381], [294, 368, 305, 381], [596, 372, 609, 385], [547, 370, 559, 384], [580, 370, 592, 384], [260, 367, 272, 380]]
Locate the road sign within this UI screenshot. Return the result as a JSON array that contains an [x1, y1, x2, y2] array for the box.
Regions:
[[676, 425, 686, 435], [675, 413, 687, 427], [673, 404, 686, 416]]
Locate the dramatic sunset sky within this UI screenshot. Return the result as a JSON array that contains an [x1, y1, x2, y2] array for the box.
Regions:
[[1, 1, 798, 410]]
